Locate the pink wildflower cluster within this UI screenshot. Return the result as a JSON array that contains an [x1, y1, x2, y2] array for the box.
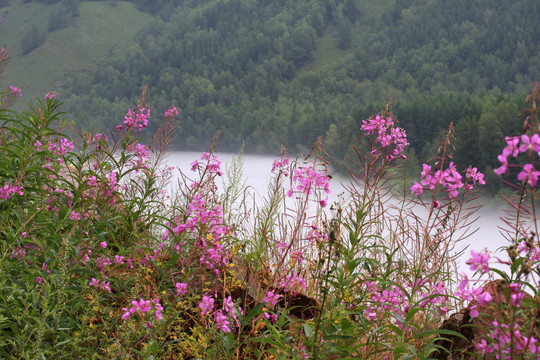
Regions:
[[163, 194, 230, 273], [495, 135, 540, 187], [363, 282, 407, 322], [175, 282, 187, 296], [164, 105, 178, 119], [0, 183, 23, 201], [361, 115, 408, 160], [122, 298, 164, 322], [465, 249, 490, 273], [10, 243, 39, 260], [517, 240, 540, 261], [191, 152, 222, 176], [126, 143, 150, 170], [47, 138, 75, 164], [262, 290, 282, 306], [89, 277, 111, 292], [454, 275, 492, 317], [278, 273, 307, 295], [44, 91, 56, 100], [118, 107, 150, 132], [363, 279, 450, 327], [199, 295, 239, 333], [8, 85, 21, 97], [476, 321, 539, 358], [287, 164, 331, 206], [411, 163, 485, 198], [271, 156, 290, 176]]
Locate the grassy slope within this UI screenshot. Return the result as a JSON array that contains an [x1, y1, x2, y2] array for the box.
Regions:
[[0, 1, 152, 107]]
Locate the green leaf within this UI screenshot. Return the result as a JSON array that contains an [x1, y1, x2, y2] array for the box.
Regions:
[[303, 323, 314, 338]]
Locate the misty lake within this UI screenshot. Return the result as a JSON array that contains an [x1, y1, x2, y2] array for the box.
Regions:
[[165, 151, 513, 277]]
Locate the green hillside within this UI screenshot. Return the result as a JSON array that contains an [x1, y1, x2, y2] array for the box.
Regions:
[[0, 1, 152, 105], [1, 0, 539, 193]]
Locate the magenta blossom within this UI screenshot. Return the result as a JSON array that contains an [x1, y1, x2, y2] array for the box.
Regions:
[[45, 91, 56, 100], [517, 163, 540, 187], [8, 86, 21, 96], [262, 290, 281, 306], [175, 282, 188, 296], [466, 249, 490, 273], [164, 105, 178, 119], [199, 295, 214, 316]]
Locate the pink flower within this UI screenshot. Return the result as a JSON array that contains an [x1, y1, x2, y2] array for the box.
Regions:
[[86, 176, 97, 186], [517, 163, 540, 187], [69, 211, 81, 221], [466, 250, 490, 273], [519, 134, 540, 154], [410, 182, 423, 196], [175, 282, 188, 296], [465, 167, 485, 185], [504, 136, 520, 157], [99, 241, 107, 248], [119, 107, 150, 131], [44, 92, 56, 100], [223, 296, 235, 314], [476, 291, 492, 305], [132, 299, 153, 314], [89, 278, 100, 288], [214, 310, 231, 332], [33, 140, 42, 151], [8, 86, 21, 96], [199, 295, 214, 316], [262, 291, 281, 306], [164, 105, 178, 119]]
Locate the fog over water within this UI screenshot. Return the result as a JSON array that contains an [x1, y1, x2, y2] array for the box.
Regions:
[[166, 151, 515, 278]]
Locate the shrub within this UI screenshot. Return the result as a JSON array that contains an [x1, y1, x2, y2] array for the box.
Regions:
[[21, 25, 45, 55]]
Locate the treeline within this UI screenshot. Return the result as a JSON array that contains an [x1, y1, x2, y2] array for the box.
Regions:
[[56, 0, 540, 191]]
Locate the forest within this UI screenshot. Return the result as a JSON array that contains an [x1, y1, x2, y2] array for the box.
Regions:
[[11, 0, 540, 194]]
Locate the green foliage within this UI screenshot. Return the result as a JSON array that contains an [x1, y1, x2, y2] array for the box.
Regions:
[[21, 25, 45, 55], [47, 0, 79, 32]]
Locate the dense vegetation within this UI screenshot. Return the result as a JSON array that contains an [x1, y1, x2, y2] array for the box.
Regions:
[[2, 42, 540, 357]]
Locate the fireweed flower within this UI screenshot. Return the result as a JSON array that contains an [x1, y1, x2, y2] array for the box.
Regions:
[[288, 165, 331, 198], [191, 153, 222, 176], [199, 295, 214, 316], [271, 156, 290, 176], [214, 310, 231, 332], [517, 163, 540, 187], [164, 105, 178, 118], [175, 282, 187, 296], [8, 86, 21, 96], [118, 107, 150, 132], [411, 161, 484, 198], [495, 131, 540, 187], [262, 290, 281, 306], [0, 183, 23, 201], [361, 115, 409, 160], [122, 298, 163, 321], [466, 249, 490, 273], [44, 91, 56, 100]]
